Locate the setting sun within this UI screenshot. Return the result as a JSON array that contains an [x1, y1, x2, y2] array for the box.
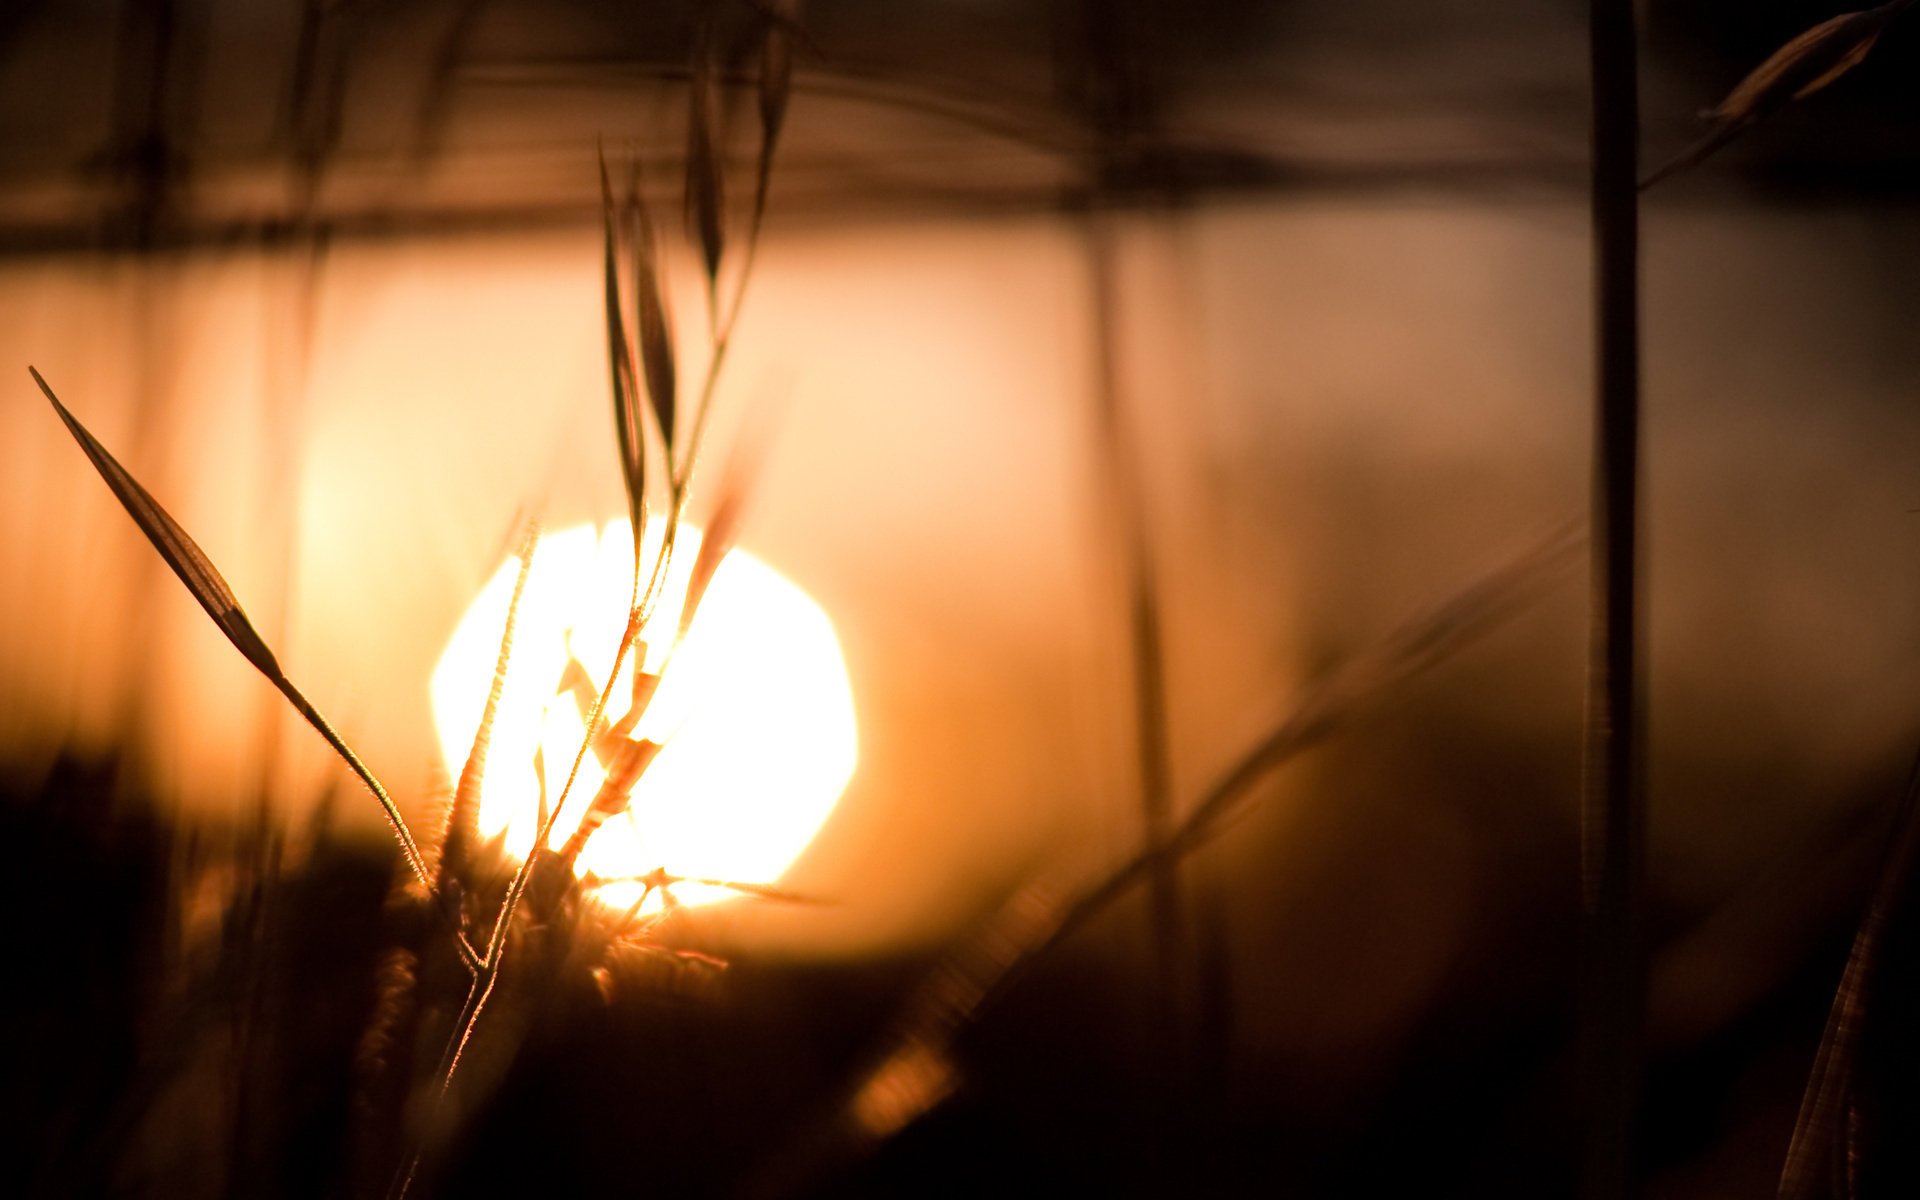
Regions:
[[430, 519, 856, 911]]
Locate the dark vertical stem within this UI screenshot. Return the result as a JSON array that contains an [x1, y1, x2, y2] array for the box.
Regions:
[[1083, 205, 1189, 1147], [1055, 0, 1191, 1147], [1582, 2, 1645, 1199]]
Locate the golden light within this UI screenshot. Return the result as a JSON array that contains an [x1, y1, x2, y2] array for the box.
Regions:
[[430, 519, 857, 911]]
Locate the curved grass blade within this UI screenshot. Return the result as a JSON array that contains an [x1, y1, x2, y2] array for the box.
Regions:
[[823, 523, 1586, 1167], [1054, 521, 1585, 957], [1778, 752, 1920, 1200], [31, 366, 448, 916], [625, 163, 678, 453], [35, 366, 284, 681], [442, 522, 538, 892], [599, 151, 648, 564], [1643, 2, 1913, 189]]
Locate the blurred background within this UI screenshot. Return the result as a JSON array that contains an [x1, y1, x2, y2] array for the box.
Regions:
[[5, 1, 1920, 1195]]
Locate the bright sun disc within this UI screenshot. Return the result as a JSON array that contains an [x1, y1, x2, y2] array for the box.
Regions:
[[430, 520, 856, 911]]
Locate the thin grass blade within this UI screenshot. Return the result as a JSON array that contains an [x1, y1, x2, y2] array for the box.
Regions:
[[1085, 522, 1585, 945], [1778, 752, 1920, 1199], [532, 742, 551, 834], [443, 522, 538, 890], [599, 151, 648, 561], [687, 18, 727, 287], [483, 605, 638, 969], [679, 875, 816, 903], [625, 165, 679, 452], [677, 421, 764, 647], [32, 366, 448, 912], [34, 366, 284, 680], [821, 523, 1585, 1165]]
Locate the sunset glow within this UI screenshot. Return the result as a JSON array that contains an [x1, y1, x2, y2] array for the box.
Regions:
[[430, 520, 856, 911]]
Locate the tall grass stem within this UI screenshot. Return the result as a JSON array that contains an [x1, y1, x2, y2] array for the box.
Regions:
[[1082, 208, 1190, 1102], [1581, 1, 1646, 1196]]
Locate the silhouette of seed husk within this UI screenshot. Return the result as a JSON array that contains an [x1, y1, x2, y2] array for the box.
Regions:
[[1643, 2, 1912, 189]]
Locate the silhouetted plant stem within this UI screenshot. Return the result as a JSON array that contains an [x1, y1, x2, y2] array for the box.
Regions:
[[1060, 0, 1193, 1147], [768, 528, 1585, 1199], [1581, 1, 1645, 1198], [1083, 206, 1191, 1110], [1778, 749, 1920, 1199]]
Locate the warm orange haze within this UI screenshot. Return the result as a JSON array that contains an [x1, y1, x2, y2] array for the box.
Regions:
[[11, 0, 1920, 1195], [430, 520, 858, 911]]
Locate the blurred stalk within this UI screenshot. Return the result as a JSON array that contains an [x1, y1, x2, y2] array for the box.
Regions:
[[1082, 206, 1190, 1083], [1581, 1, 1645, 1198], [1059, 0, 1196, 1158]]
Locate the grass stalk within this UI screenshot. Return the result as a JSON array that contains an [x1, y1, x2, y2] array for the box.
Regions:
[[797, 525, 1583, 1194], [1082, 206, 1190, 1103], [1580, 1, 1645, 1197], [405, 68, 793, 1171], [1053, 523, 1583, 966]]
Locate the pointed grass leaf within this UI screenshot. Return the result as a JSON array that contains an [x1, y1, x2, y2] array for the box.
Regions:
[[1713, 8, 1894, 117], [533, 741, 552, 835], [31, 367, 443, 901], [445, 523, 538, 889], [1778, 755, 1920, 1200], [687, 23, 728, 286], [677, 423, 762, 647], [1643, 2, 1910, 189], [625, 167, 679, 451], [599, 152, 648, 557], [920, 523, 1585, 1058], [33, 367, 284, 681]]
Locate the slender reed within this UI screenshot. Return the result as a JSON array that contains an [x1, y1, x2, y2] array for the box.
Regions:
[[1580, 1, 1645, 1198], [1081, 206, 1190, 1099], [755, 525, 1585, 1198]]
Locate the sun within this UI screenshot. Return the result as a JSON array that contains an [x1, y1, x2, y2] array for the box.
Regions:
[[430, 519, 857, 911]]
